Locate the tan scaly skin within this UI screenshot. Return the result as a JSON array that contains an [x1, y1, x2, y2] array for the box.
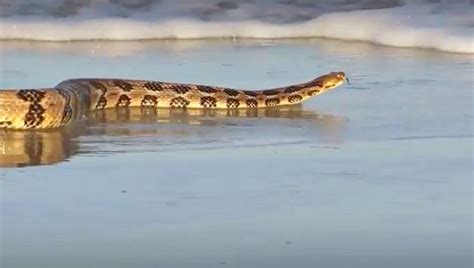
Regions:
[[0, 106, 346, 167], [0, 71, 348, 130]]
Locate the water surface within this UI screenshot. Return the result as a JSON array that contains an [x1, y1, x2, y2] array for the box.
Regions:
[[1, 39, 473, 268]]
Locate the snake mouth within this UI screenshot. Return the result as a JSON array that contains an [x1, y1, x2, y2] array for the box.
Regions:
[[334, 71, 349, 86]]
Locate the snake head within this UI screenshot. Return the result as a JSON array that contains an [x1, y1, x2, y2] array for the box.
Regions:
[[318, 71, 349, 92]]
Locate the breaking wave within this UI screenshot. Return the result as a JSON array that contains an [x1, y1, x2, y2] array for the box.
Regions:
[[0, 0, 472, 53]]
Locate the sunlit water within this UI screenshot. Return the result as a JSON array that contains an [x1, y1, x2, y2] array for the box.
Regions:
[[0, 39, 473, 268]]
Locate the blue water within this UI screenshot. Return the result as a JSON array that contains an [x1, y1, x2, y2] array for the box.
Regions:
[[0, 39, 473, 268]]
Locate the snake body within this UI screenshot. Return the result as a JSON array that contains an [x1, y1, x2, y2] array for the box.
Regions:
[[1, 106, 344, 167], [0, 71, 347, 130]]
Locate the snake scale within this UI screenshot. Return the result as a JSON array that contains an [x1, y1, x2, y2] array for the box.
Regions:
[[0, 71, 347, 130]]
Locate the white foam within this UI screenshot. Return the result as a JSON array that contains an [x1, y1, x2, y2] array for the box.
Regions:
[[0, 0, 472, 53]]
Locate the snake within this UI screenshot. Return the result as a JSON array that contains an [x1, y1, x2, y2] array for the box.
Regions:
[[0, 71, 347, 130], [1, 106, 345, 167]]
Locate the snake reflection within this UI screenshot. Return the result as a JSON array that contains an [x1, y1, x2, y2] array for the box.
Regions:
[[0, 106, 345, 167]]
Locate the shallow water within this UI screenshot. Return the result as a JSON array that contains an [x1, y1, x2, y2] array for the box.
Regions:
[[0, 39, 473, 268]]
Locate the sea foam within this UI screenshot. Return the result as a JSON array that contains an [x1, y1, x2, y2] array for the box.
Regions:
[[0, 0, 472, 53]]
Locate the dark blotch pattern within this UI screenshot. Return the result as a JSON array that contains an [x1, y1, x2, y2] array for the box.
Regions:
[[284, 85, 303, 94], [226, 98, 240, 108], [262, 89, 280, 96], [307, 89, 320, 96], [243, 90, 259, 97], [197, 85, 217, 94], [56, 88, 73, 124], [173, 85, 191, 94], [170, 97, 190, 108], [0, 121, 12, 127], [90, 81, 108, 110], [89, 80, 108, 92], [113, 80, 134, 92], [200, 96, 217, 108], [265, 97, 280, 107], [224, 88, 240, 97], [245, 99, 258, 108], [96, 96, 107, 109], [141, 95, 158, 107], [312, 81, 324, 88], [24, 104, 45, 127], [17, 89, 45, 102], [143, 82, 164, 92], [117, 94, 131, 107], [288, 95, 303, 103], [17, 89, 46, 128]]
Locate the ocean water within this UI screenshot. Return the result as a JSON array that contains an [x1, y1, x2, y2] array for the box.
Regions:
[[1, 1, 474, 268]]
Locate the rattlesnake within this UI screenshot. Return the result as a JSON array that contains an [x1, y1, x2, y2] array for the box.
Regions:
[[0, 71, 347, 130], [0, 106, 345, 167]]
